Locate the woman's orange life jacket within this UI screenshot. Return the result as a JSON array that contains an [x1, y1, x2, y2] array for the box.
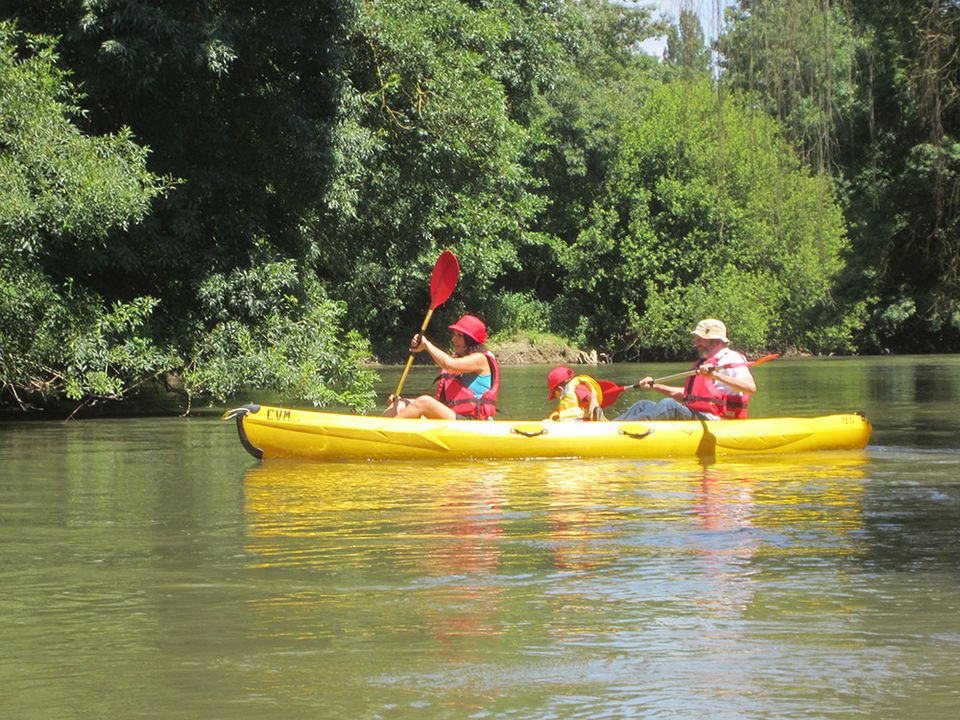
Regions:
[[682, 351, 750, 419], [435, 350, 500, 419]]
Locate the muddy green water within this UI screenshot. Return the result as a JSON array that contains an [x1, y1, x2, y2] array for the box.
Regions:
[[2, 356, 960, 718]]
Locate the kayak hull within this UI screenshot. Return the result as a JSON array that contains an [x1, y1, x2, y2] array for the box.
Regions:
[[224, 405, 872, 461]]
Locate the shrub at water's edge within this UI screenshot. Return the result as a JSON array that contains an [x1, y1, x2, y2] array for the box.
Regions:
[[561, 79, 857, 359], [0, 24, 377, 416]]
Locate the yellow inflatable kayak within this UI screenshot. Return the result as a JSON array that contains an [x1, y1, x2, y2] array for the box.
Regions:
[[223, 404, 872, 461]]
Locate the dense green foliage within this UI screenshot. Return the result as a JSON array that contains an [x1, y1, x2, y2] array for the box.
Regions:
[[0, 17, 374, 413], [0, 23, 170, 409], [0, 1, 956, 414], [316, 0, 564, 344], [720, 0, 960, 351], [565, 80, 852, 357]]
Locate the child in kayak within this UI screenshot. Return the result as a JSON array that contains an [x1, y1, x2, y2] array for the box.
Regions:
[[547, 366, 605, 421]]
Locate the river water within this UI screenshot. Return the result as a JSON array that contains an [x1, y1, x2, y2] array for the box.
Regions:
[[2, 356, 960, 719]]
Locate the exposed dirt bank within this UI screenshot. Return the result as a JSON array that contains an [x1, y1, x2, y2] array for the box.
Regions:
[[488, 336, 605, 365]]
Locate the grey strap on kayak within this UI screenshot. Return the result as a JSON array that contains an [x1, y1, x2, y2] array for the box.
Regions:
[[511, 423, 548, 438], [618, 423, 653, 440]]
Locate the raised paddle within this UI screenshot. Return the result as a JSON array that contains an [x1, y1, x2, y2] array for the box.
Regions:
[[392, 250, 460, 400], [598, 353, 780, 407]]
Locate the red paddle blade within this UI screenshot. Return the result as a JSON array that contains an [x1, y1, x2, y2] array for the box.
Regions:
[[429, 250, 459, 309], [597, 380, 627, 408]]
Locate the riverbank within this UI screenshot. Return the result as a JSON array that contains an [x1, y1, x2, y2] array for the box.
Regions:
[[364, 332, 604, 367], [488, 332, 606, 365]]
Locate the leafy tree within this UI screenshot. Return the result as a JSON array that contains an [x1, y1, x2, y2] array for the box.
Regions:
[[719, 0, 960, 352], [3, 0, 352, 315], [665, 9, 711, 79], [563, 79, 855, 358], [719, 0, 862, 173], [841, 0, 960, 351], [9, 0, 938, 403], [179, 259, 376, 414], [510, 0, 664, 340], [0, 18, 375, 414], [316, 0, 578, 357], [0, 21, 170, 410]]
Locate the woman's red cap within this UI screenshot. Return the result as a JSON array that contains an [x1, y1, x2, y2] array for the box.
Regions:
[[448, 314, 487, 344]]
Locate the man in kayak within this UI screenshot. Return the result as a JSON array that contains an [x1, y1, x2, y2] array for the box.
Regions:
[[385, 314, 500, 419], [546, 366, 605, 421], [616, 319, 756, 421]]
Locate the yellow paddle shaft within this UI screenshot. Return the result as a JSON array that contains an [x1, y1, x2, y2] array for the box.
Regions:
[[392, 307, 435, 399]]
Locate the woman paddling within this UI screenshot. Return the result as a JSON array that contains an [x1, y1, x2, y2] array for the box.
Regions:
[[385, 314, 500, 419]]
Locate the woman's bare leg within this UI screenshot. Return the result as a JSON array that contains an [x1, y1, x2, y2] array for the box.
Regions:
[[382, 396, 413, 417], [393, 395, 457, 419]]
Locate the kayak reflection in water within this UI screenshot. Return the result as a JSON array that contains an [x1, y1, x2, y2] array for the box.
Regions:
[[617, 319, 757, 421], [385, 314, 500, 420]]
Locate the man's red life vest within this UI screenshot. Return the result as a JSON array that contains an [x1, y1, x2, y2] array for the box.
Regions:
[[435, 350, 500, 419], [682, 351, 750, 419]]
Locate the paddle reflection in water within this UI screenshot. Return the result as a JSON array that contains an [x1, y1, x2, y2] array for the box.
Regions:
[[689, 453, 866, 617], [237, 452, 881, 717]]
